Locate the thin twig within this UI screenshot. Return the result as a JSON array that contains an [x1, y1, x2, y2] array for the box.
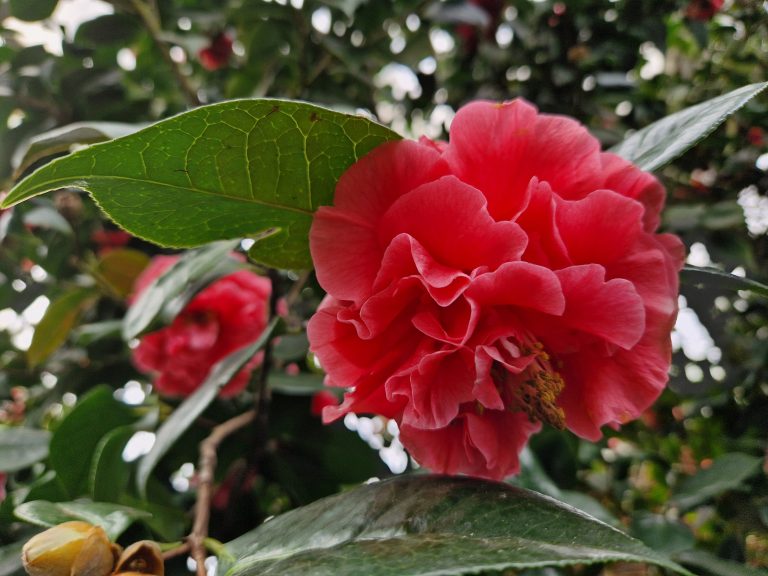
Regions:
[[130, 0, 201, 108], [161, 541, 191, 561], [189, 410, 256, 576], [185, 271, 297, 574]]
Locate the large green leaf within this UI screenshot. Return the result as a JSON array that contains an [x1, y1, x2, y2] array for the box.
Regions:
[[218, 475, 692, 576], [671, 452, 762, 511], [14, 500, 150, 540], [0, 427, 51, 473], [610, 82, 768, 172], [49, 386, 137, 497], [136, 318, 280, 497], [1, 100, 401, 269], [122, 240, 240, 340]]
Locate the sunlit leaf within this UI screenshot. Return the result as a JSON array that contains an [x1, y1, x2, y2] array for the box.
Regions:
[[218, 475, 692, 576], [611, 82, 768, 171], [2, 100, 401, 269], [14, 500, 150, 540], [0, 428, 51, 473], [136, 318, 280, 497], [27, 287, 98, 367]]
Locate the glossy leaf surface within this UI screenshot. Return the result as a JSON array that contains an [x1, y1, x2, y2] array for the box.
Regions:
[[218, 475, 691, 576], [611, 82, 767, 171]]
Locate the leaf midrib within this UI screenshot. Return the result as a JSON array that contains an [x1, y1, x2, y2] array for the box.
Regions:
[[18, 174, 315, 216]]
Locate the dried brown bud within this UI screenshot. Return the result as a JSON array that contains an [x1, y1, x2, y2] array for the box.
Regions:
[[22, 521, 118, 576], [113, 541, 164, 576]]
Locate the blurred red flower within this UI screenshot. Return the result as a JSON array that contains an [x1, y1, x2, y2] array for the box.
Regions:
[[685, 0, 724, 21], [131, 255, 271, 397], [748, 127, 765, 148], [199, 32, 233, 71], [308, 99, 684, 479], [91, 228, 131, 255]]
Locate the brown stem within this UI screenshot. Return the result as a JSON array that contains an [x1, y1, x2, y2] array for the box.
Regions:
[[130, 0, 201, 108], [251, 269, 283, 462], [188, 410, 256, 576], [161, 542, 191, 561]]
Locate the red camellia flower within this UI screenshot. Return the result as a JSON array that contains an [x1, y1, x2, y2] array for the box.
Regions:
[[131, 255, 271, 397], [308, 99, 684, 480]]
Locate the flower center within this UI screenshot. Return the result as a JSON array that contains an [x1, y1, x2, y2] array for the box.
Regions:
[[491, 341, 566, 429]]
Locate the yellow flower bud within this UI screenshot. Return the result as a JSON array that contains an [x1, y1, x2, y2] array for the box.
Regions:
[[113, 541, 164, 576], [22, 521, 119, 576]]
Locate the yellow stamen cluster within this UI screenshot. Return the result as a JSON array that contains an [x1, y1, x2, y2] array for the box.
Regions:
[[494, 341, 566, 429]]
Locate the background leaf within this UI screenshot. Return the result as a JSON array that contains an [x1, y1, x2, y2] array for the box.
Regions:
[[8, 0, 59, 22], [0, 542, 24, 576], [136, 318, 279, 497], [671, 453, 762, 511], [0, 428, 51, 473], [218, 475, 691, 576], [2, 100, 401, 269], [268, 372, 325, 396], [49, 386, 137, 497], [89, 427, 135, 503], [22, 206, 72, 235], [27, 287, 98, 367], [13, 121, 143, 179], [92, 248, 149, 299], [681, 265, 768, 299], [14, 500, 150, 540], [121, 239, 239, 340], [610, 82, 768, 171], [674, 549, 768, 576]]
